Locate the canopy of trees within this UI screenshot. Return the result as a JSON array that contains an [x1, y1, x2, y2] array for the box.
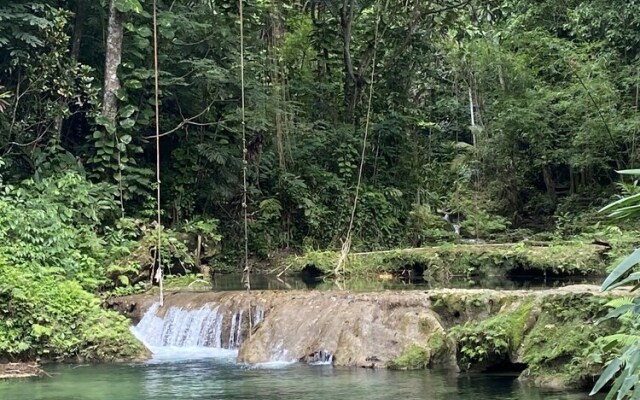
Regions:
[[1, 0, 639, 259]]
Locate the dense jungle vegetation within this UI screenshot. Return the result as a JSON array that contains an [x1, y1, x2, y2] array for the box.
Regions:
[[2, 0, 640, 379]]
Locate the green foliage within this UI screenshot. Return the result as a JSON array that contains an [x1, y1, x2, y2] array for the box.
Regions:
[[0, 171, 151, 362], [405, 204, 455, 245], [0, 259, 145, 361], [2, 0, 639, 266], [0, 172, 119, 290], [453, 300, 534, 369], [591, 171, 640, 399], [523, 294, 611, 387], [105, 218, 221, 295], [386, 345, 431, 370]]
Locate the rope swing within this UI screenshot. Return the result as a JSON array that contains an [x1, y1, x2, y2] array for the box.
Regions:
[[152, 0, 164, 307], [335, 0, 386, 276], [238, 0, 251, 291]]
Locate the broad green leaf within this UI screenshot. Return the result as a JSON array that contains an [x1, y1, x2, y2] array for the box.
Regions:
[[617, 375, 638, 400], [120, 118, 135, 129], [591, 358, 623, 395], [617, 170, 640, 176], [105, 122, 117, 135], [118, 275, 130, 286], [602, 249, 640, 291], [115, 88, 128, 101], [608, 272, 640, 290], [115, 0, 143, 13], [124, 79, 142, 89], [600, 193, 640, 214], [95, 115, 110, 126], [119, 105, 137, 119], [137, 27, 152, 38]]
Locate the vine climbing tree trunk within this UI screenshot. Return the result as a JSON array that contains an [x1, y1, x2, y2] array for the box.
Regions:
[[103, 0, 124, 124]]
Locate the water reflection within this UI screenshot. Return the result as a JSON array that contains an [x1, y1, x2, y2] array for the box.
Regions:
[[207, 273, 601, 292], [0, 360, 597, 400]]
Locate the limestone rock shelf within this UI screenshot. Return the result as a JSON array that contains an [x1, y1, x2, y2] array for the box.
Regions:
[[111, 285, 627, 389]]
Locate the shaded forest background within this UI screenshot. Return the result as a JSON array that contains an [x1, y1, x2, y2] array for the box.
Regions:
[[1, 0, 640, 265]]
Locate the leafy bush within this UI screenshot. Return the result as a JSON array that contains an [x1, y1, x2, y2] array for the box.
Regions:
[[405, 204, 455, 245], [104, 217, 221, 293], [0, 172, 147, 361], [0, 260, 144, 361], [453, 301, 533, 369], [0, 172, 118, 290]]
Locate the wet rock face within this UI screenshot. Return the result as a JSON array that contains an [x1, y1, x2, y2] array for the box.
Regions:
[[236, 292, 453, 368]]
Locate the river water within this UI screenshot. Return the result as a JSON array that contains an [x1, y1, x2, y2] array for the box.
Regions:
[[0, 353, 593, 400], [208, 273, 600, 292]]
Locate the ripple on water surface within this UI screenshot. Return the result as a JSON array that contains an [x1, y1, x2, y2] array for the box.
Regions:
[[0, 356, 596, 400]]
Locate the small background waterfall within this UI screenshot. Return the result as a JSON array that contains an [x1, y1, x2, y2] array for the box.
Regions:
[[132, 302, 265, 361]]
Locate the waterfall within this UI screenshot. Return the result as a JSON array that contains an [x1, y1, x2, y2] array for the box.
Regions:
[[133, 303, 225, 347], [254, 307, 264, 325], [307, 350, 333, 366], [131, 302, 261, 361]]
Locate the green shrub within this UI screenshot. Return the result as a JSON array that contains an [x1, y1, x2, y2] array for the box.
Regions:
[[0, 172, 117, 290], [0, 261, 145, 361]]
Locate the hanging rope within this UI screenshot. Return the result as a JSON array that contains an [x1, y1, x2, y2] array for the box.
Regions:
[[335, 0, 386, 276], [237, 0, 254, 340], [152, 0, 164, 307], [238, 0, 250, 291]]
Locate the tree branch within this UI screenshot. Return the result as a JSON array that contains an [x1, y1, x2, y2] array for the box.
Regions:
[[144, 100, 217, 138]]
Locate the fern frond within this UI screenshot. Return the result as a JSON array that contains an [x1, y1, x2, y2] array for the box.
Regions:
[[606, 297, 635, 309], [601, 333, 640, 348]]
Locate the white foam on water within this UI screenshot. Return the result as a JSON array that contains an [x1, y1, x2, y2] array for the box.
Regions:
[[131, 302, 239, 363], [144, 345, 238, 363], [246, 360, 297, 369]]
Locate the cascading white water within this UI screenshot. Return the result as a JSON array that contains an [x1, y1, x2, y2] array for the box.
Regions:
[[133, 303, 226, 347], [307, 350, 333, 366], [227, 310, 239, 349], [130, 302, 298, 365], [254, 307, 264, 325], [131, 302, 258, 361]]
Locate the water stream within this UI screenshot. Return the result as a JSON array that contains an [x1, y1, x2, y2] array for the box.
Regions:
[[208, 273, 600, 292], [0, 359, 595, 400]]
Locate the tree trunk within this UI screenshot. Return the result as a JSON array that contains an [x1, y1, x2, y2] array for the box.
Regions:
[[569, 166, 576, 194], [71, 0, 86, 61], [103, 0, 124, 124], [52, 0, 87, 141], [542, 164, 557, 202], [268, 0, 287, 171], [340, 0, 356, 123]]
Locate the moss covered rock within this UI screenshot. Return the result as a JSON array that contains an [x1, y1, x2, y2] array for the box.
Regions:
[[387, 345, 432, 370], [452, 298, 535, 370], [518, 294, 613, 388], [280, 242, 608, 278]]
